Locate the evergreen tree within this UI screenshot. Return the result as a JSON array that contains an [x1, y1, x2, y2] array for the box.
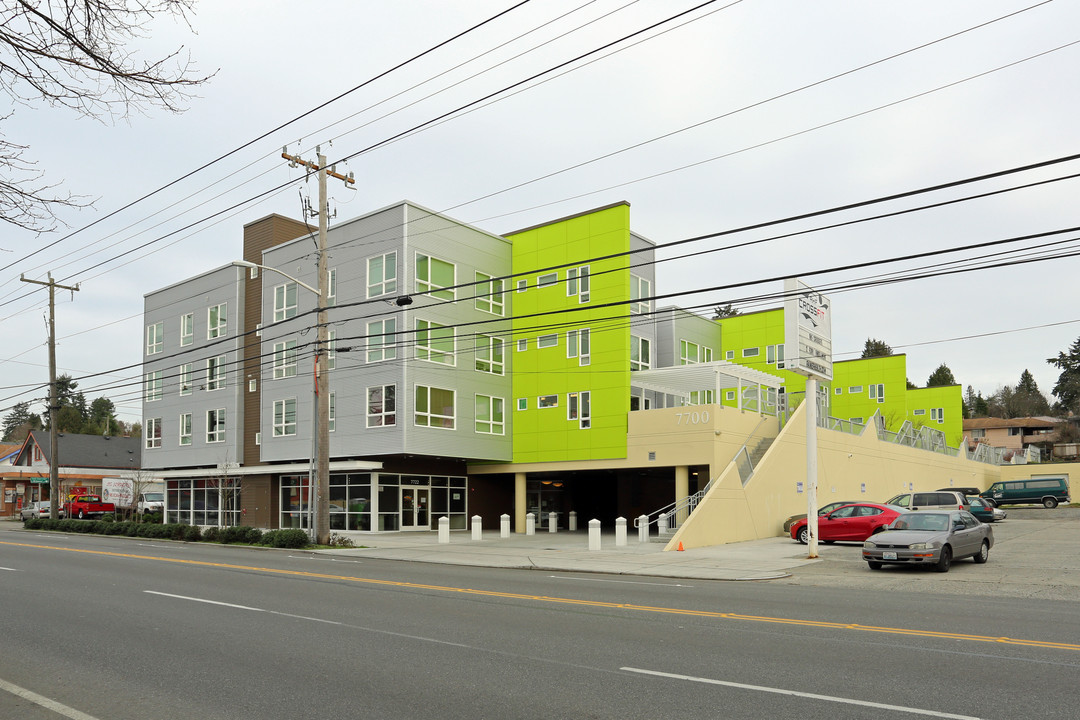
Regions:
[[861, 338, 893, 359], [1047, 338, 1080, 415], [926, 364, 957, 387], [2, 401, 40, 442]]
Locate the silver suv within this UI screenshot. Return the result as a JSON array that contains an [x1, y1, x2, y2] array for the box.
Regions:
[[884, 491, 968, 511]]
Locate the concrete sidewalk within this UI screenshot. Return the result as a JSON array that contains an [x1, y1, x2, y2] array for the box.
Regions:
[[314, 529, 821, 581]]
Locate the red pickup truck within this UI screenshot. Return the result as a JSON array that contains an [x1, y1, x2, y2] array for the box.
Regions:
[[64, 494, 115, 520]]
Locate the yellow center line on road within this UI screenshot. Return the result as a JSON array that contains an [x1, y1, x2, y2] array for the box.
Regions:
[[6, 540, 1079, 653]]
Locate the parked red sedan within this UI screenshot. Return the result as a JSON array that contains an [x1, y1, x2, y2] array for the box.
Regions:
[[789, 502, 906, 544]]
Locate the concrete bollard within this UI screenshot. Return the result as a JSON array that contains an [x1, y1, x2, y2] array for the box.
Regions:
[[568, 511, 577, 531], [438, 516, 450, 544], [588, 519, 601, 551], [658, 511, 669, 536], [615, 517, 627, 547], [471, 514, 482, 541], [637, 514, 649, 543], [526, 512, 535, 536], [500, 513, 510, 538], [548, 512, 558, 533]]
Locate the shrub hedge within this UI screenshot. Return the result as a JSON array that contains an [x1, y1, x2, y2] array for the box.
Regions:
[[21, 518, 310, 548]]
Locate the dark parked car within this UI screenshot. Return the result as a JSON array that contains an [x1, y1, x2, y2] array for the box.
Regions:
[[980, 477, 1070, 508], [789, 503, 906, 545], [966, 497, 1005, 523], [862, 510, 993, 572], [782, 500, 859, 533]]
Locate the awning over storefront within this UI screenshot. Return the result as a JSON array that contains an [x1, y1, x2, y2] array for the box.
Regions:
[[152, 459, 382, 479]]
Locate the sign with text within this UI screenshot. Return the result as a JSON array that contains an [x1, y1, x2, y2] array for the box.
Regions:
[[784, 278, 833, 381]]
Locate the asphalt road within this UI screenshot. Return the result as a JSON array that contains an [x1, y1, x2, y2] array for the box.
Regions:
[[2, 523, 1078, 720]]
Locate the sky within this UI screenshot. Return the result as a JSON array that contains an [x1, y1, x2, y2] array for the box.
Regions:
[[2, 0, 1078, 424]]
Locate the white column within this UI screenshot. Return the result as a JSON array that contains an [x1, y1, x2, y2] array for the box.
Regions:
[[615, 517, 627, 546], [588, 519, 601, 551], [500, 513, 510, 538], [438, 516, 450, 544], [471, 514, 482, 541]]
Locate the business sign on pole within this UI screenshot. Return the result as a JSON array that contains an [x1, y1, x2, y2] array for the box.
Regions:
[[784, 278, 833, 381]]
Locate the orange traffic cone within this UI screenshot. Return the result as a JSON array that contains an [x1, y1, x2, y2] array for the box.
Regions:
[[677, 541, 685, 551]]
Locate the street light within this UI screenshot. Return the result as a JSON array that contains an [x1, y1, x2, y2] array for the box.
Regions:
[[233, 259, 329, 543]]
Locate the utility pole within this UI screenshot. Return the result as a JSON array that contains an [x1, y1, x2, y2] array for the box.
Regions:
[[20, 273, 80, 520], [281, 147, 353, 545]]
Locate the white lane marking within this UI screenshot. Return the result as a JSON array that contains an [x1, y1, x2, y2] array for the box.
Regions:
[[137, 543, 183, 550], [143, 591, 468, 647], [0, 566, 20, 571], [620, 668, 982, 720], [548, 575, 691, 587], [287, 555, 364, 563], [0, 677, 103, 720]]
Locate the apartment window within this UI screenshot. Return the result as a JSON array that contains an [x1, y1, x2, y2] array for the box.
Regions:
[[475, 335, 504, 375], [475, 395, 505, 435], [327, 330, 336, 371], [329, 392, 336, 432], [680, 340, 700, 365], [631, 335, 650, 371], [327, 268, 337, 307], [145, 371, 163, 402], [273, 340, 297, 379], [567, 266, 590, 302], [367, 318, 397, 362], [690, 390, 715, 405], [849, 386, 863, 394], [206, 355, 226, 391], [567, 330, 578, 358], [913, 409, 926, 415], [630, 275, 651, 314], [517, 398, 527, 411], [179, 364, 193, 396], [742, 347, 759, 358], [206, 408, 225, 443], [415, 385, 455, 429], [726, 391, 735, 401], [538, 394, 558, 408], [367, 385, 397, 427], [516, 279, 527, 293], [368, 252, 397, 297], [579, 328, 591, 366], [869, 384, 884, 403], [776, 344, 785, 369], [766, 345, 776, 364], [146, 322, 164, 355], [851, 417, 864, 425], [179, 413, 192, 446], [537, 272, 557, 288], [273, 399, 297, 437], [703, 347, 713, 363], [416, 319, 455, 365], [145, 418, 162, 449], [274, 282, 298, 322], [537, 334, 558, 348], [835, 387, 842, 395], [971, 428, 985, 438], [931, 408, 945, 423], [416, 253, 455, 300], [567, 391, 591, 429], [1007, 427, 1021, 436], [726, 350, 734, 360], [517, 338, 527, 352], [180, 313, 193, 347], [475, 272, 505, 315], [207, 303, 227, 339]]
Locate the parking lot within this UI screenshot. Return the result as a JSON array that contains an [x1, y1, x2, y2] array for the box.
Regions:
[[785, 508, 1080, 600]]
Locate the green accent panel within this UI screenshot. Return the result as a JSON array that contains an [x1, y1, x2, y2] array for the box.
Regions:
[[507, 204, 633, 463], [831, 356, 908, 428], [906, 385, 964, 446]]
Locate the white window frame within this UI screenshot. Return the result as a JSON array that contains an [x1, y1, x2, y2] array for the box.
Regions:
[[630, 275, 651, 314], [329, 392, 336, 433], [145, 418, 162, 449], [517, 398, 527, 411], [179, 413, 192, 446], [742, 347, 759, 358], [567, 265, 590, 303], [725, 350, 734, 360], [538, 394, 558, 409], [273, 398, 297, 437], [913, 409, 926, 416], [327, 330, 336, 370], [206, 408, 225, 443], [207, 355, 226, 391], [367, 384, 397, 427], [367, 251, 397, 298], [869, 384, 884, 403], [475, 395, 505, 435], [578, 328, 591, 366], [475, 335, 504, 375], [146, 322, 164, 355], [180, 313, 193, 347], [273, 340, 297, 379], [179, 363, 193, 396], [416, 319, 455, 365], [567, 391, 591, 429], [537, 272, 558, 288], [537, 334, 558, 349], [415, 252, 455, 300], [145, 371, 163, 402], [517, 338, 527, 352], [274, 282, 298, 322], [326, 268, 337, 307], [367, 318, 397, 363], [631, 335, 650, 371], [516, 279, 527, 293], [680, 340, 700, 365], [207, 303, 227, 339], [414, 385, 455, 429], [475, 272, 505, 316], [849, 386, 863, 394], [703, 347, 713, 363]]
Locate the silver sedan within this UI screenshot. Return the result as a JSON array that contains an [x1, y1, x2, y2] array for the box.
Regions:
[[861, 510, 993, 573]]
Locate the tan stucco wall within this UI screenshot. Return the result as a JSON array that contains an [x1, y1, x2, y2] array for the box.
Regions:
[[668, 404, 1005, 549], [998, 463, 1078, 484]]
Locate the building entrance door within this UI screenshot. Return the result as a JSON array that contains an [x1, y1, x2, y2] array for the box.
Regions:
[[401, 487, 430, 530]]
